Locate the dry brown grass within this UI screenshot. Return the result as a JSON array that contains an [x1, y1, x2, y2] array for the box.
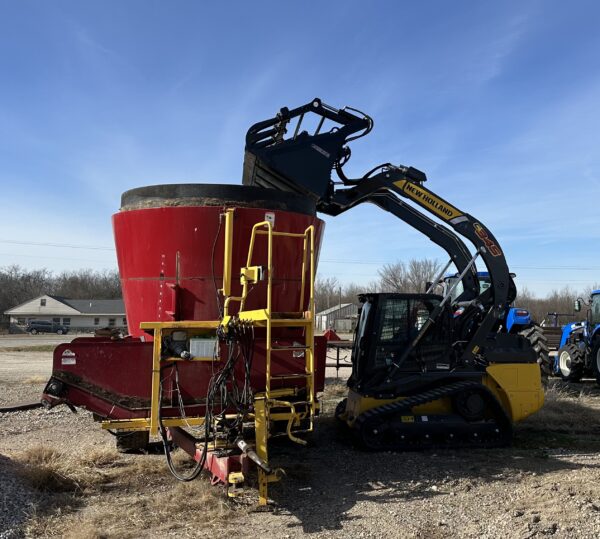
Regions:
[[18, 444, 236, 538], [515, 382, 600, 449], [22, 375, 48, 384], [77, 447, 121, 468], [525, 384, 600, 432], [15, 446, 111, 493]]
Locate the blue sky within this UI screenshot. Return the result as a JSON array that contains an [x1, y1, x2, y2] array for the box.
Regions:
[[1, 1, 599, 296]]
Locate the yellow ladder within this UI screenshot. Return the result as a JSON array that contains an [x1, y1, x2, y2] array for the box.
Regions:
[[220, 211, 316, 504]]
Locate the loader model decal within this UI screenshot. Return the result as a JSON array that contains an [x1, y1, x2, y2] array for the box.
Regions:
[[474, 223, 502, 256], [394, 180, 463, 221]]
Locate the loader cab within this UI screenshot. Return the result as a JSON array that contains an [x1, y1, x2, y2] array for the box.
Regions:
[[350, 293, 454, 389]]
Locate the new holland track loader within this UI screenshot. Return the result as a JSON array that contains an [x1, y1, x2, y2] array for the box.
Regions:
[[243, 98, 544, 449]]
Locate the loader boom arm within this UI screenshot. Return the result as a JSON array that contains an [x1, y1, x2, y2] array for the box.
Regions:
[[243, 98, 515, 363], [324, 169, 512, 362]]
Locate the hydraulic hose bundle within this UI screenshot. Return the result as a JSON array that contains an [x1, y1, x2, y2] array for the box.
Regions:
[[158, 319, 255, 481]]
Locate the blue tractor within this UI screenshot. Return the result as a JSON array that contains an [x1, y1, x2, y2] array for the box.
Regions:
[[442, 271, 550, 376], [555, 291, 600, 383]]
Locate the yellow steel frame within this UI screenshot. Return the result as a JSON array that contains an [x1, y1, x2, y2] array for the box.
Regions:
[[102, 209, 317, 505], [102, 320, 221, 434], [225, 220, 316, 504]]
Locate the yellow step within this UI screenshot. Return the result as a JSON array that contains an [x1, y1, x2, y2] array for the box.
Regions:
[[236, 309, 312, 327]]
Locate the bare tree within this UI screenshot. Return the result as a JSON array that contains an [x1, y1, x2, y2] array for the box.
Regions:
[[378, 262, 409, 292], [515, 285, 579, 325], [53, 269, 121, 299], [378, 258, 442, 293], [0, 265, 53, 320], [314, 276, 340, 312], [406, 259, 442, 292]]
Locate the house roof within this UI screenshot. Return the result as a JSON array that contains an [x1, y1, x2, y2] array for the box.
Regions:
[[55, 297, 125, 314], [4, 294, 125, 315], [316, 303, 354, 316]]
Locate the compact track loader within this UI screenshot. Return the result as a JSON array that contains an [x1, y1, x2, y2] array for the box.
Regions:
[[243, 98, 544, 449]]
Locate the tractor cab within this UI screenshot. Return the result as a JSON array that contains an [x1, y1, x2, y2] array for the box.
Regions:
[[592, 292, 600, 325], [442, 271, 532, 332], [582, 290, 600, 327], [443, 272, 491, 303]]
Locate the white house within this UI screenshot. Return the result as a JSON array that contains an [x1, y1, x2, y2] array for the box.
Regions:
[[5, 295, 126, 331]]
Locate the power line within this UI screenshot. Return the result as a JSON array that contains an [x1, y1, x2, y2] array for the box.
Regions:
[[0, 239, 114, 251], [319, 259, 600, 271], [3, 239, 600, 273], [0, 252, 115, 264]]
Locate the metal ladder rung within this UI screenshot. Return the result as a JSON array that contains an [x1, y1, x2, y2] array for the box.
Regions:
[[270, 373, 310, 380], [272, 345, 308, 351]]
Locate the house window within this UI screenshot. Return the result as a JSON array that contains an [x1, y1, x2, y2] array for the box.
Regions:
[[53, 318, 60, 323], [40, 299, 46, 306], [108, 318, 116, 327], [94, 318, 100, 326], [63, 318, 71, 326], [122, 317, 127, 326]]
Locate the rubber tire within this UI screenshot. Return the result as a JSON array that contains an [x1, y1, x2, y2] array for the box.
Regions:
[[519, 324, 551, 378], [56, 329, 63, 335], [115, 430, 150, 453], [30, 328, 38, 335], [557, 344, 584, 382], [335, 398, 348, 422], [591, 341, 600, 387]]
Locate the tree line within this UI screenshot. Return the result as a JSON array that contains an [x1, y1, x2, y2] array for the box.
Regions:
[[316, 258, 592, 327], [0, 261, 592, 328], [0, 265, 121, 323]]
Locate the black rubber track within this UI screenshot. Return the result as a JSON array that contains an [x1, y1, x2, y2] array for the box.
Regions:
[[351, 380, 512, 451]]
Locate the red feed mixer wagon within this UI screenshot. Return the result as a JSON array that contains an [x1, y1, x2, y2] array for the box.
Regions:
[[42, 183, 327, 504]]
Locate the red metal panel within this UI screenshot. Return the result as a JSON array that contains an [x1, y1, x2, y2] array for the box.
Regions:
[[49, 335, 327, 420], [113, 206, 324, 338]]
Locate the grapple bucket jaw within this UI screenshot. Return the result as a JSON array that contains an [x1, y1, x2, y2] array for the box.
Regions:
[[242, 98, 372, 203]]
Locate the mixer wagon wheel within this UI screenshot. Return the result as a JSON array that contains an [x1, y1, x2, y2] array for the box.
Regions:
[[115, 430, 150, 453]]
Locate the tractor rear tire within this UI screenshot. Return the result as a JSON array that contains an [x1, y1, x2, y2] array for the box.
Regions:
[[591, 341, 600, 387], [557, 344, 584, 382], [520, 324, 551, 378]]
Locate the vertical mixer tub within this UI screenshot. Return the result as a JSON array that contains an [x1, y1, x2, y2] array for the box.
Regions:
[[42, 184, 327, 504]]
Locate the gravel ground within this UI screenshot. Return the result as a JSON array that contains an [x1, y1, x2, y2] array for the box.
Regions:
[[0, 334, 94, 349], [1, 349, 600, 538], [0, 454, 36, 539]]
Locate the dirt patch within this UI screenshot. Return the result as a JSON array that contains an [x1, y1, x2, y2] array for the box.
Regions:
[[0, 351, 53, 390], [2, 348, 600, 538]]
